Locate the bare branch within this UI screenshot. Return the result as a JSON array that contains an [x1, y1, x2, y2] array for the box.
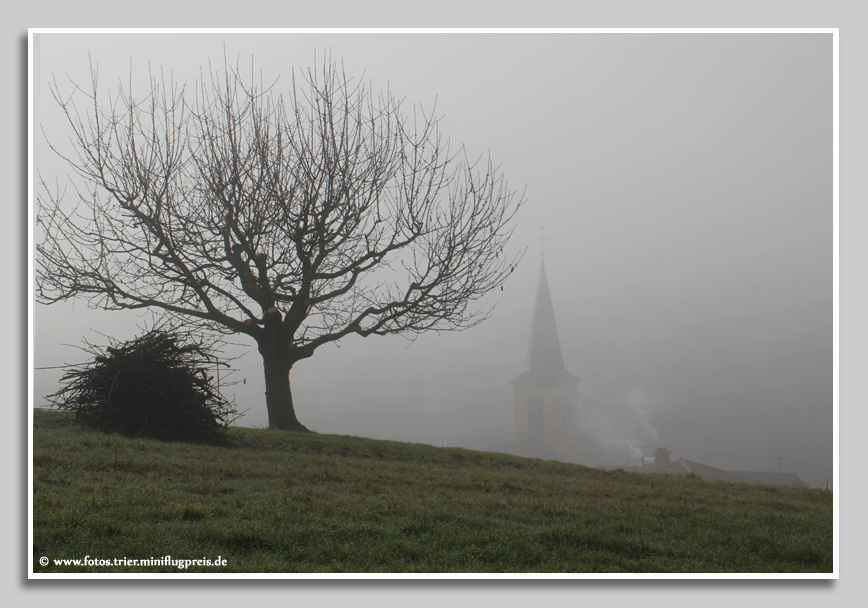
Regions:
[[37, 55, 524, 429]]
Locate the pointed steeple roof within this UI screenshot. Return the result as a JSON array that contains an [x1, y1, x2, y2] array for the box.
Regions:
[[513, 259, 578, 385], [527, 259, 565, 373]]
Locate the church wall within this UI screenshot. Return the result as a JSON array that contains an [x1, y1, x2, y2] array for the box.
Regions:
[[514, 381, 578, 438], [548, 434, 583, 463]]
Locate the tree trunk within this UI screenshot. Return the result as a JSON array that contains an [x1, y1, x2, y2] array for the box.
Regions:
[[260, 343, 310, 432]]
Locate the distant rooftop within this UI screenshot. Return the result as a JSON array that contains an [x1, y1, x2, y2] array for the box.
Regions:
[[655, 458, 807, 488], [730, 470, 807, 488]]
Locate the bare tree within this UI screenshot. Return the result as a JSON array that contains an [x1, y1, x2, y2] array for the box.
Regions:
[[36, 58, 523, 431]]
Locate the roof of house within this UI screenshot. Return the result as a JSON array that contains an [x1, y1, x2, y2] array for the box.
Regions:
[[655, 458, 766, 485], [730, 470, 807, 488], [654, 458, 808, 488]]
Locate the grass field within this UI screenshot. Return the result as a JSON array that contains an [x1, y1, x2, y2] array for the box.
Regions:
[[31, 409, 833, 574]]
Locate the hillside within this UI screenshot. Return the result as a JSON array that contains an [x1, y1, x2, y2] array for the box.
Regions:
[[31, 409, 833, 574]]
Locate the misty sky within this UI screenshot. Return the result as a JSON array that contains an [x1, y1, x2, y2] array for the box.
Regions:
[[31, 32, 833, 486]]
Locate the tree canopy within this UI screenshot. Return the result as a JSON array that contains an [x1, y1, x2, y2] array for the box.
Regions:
[[37, 58, 524, 430]]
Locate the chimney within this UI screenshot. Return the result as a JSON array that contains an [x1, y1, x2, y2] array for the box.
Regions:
[[655, 448, 671, 469]]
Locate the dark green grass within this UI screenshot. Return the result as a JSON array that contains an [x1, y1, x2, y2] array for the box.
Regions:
[[32, 409, 832, 574]]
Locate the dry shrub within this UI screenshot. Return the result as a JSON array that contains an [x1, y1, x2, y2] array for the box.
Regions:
[[49, 329, 240, 443]]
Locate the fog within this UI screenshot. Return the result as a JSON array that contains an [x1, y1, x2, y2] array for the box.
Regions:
[[32, 32, 833, 487]]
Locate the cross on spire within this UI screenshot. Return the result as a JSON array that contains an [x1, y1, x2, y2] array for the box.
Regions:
[[539, 226, 547, 257]]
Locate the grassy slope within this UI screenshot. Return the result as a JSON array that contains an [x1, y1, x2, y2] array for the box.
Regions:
[[32, 410, 833, 574]]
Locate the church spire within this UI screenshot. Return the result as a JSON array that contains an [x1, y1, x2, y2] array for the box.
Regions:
[[509, 252, 580, 452], [526, 257, 567, 374]]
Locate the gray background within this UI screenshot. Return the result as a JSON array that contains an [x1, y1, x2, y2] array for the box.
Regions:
[[7, 1, 858, 604]]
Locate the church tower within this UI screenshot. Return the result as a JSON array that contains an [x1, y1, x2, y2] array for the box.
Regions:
[[511, 258, 580, 460]]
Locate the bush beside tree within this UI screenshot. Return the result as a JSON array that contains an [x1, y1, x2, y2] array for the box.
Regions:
[[48, 329, 240, 443]]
